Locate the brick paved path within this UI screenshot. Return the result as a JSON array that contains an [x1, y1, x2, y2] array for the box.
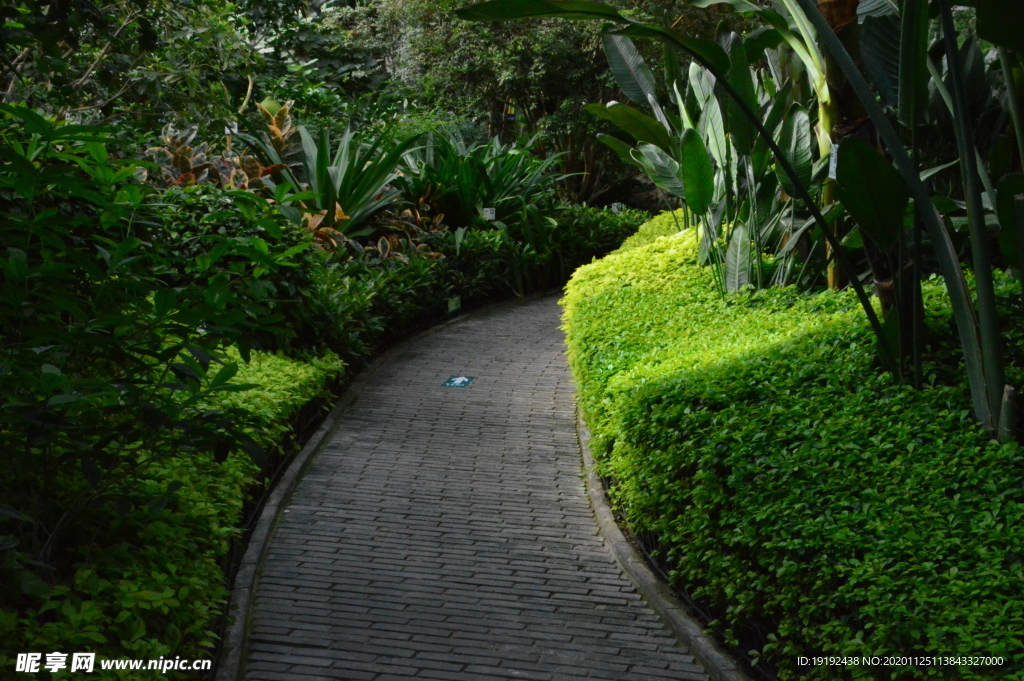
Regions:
[[243, 296, 708, 681]]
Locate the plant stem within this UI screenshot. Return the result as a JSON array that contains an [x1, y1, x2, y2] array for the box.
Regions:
[[939, 0, 1005, 427]]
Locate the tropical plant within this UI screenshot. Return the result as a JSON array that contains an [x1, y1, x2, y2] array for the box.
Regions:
[[456, 0, 1024, 439], [588, 32, 819, 294], [240, 121, 421, 240]]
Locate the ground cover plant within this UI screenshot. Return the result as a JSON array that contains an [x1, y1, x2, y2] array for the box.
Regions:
[[563, 224, 1024, 679]]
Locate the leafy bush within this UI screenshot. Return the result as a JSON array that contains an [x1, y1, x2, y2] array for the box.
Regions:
[[547, 203, 651, 269], [0, 350, 344, 679], [562, 222, 1024, 679]]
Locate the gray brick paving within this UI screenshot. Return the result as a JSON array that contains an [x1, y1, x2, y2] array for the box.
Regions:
[[243, 296, 707, 680]]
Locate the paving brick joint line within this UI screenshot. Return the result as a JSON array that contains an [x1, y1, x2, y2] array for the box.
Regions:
[[243, 295, 709, 681]]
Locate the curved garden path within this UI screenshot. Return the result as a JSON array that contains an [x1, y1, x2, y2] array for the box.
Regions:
[[242, 295, 708, 681]]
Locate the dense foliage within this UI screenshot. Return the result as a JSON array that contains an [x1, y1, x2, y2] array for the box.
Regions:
[[563, 222, 1024, 679], [0, 92, 645, 670]]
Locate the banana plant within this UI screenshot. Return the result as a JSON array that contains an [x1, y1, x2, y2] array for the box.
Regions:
[[788, 0, 1020, 435], [456, 0, 894, 373], [692, 0, 833, 156], [589, 31, 813, 293]]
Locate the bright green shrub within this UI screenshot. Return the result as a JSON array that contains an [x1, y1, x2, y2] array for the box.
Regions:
[[0, 351, 343, 679], [562, 225, 1024, 680], [617, 207, 689, 251]]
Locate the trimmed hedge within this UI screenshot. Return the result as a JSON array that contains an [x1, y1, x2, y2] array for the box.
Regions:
[[617, 207, 689, 252], [562, 225, 1024, 679]]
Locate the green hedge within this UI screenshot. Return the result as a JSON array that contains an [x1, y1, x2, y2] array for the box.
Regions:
[[562, 225, 1024, 679], [0, 352, 343, 679]]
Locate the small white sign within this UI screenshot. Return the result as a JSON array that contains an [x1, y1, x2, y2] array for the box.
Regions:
[[828, 144, 839, 180], [482, 207, 496, 221], [610, 202, 625, 213], [224, 121, 239, 135]]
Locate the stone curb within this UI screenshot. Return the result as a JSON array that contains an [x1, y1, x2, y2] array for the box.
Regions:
[[214, 295, 545, 681], [577, 414, 752, 681]]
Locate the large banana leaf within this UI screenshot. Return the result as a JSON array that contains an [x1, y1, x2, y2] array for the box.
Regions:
[[898, 0, 931, 127], [725, 223, 751, 291], [698, 94, 728, 167], [634, 144, 685, 197], [861, 15, 901, 107], [688, 61, 716, 107], [719, 31, 758, 156], [774, 104, 812, 196], [681, 128, 715, 215], [603, 34, 658, 106], [836, 137, 909, 252], [596, 133, 645, 169], [752, 80, 793, 180], [859, 0, 899, 17], [455, 0, 624, 21], [976, 0, 1024, 53], [608, 24, 731, 74], [585, 102, 673, 153]]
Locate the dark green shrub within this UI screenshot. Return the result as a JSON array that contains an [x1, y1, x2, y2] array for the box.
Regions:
[[563, 225, 1024, 680], [549, 202, 650, 269], [0, 106, 345, 675], [0, 350, 343, 678]]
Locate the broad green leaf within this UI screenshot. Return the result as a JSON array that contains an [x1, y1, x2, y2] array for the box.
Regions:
[[602, 34, 658, 106], [976, 0, 1024, 53], [744, 26, 782, 63], [898, 0, 931, 127], [719, 31, 757, 156], [920, 159, 959, 183], [698, 95, 727, 167], [634, 144, 685, 197], [607, 25, 731, 76], [859, 0, 899, 17], [688, 62, 715, 107], [586, 102, 673, 153], [210, 362, 239, 389], [774, 103, 812, 196], [725, 223, 751, 291], [680, 129, 715, 215], [836, 137, 909, 251], [752, 80, 793, 180], [596, 134, 644, 169], [861, 15, 901, 107], [664, 43, 683, 92], [456, 0, 625, 21]]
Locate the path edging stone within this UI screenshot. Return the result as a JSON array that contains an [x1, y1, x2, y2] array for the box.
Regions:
[[577, 414, 752, 681], [214, 386, 353, 681]]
